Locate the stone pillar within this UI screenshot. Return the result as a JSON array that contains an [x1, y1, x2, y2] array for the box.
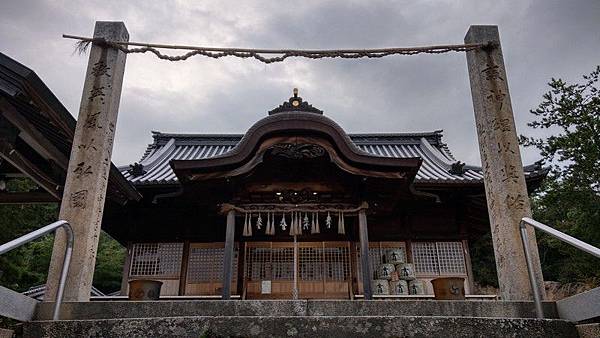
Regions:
[[358, 209, 373, 300], [465, 25, 545, 300], [222, 210, 235, 299], [45, 22, 129, 302]]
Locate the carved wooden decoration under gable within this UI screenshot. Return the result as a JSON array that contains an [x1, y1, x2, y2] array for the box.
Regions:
[[269, 143, 326, 159]]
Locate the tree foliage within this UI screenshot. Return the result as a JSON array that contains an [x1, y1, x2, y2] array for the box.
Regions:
[[0, 179, 125, 294], [520, 66, 600, 284], [0, 179, 57, 292]]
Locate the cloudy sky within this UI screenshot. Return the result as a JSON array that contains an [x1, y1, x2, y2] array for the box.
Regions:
[[1, 0, 598, 166]]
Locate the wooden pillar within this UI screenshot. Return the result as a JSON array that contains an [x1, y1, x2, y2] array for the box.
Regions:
[[119, 243, 132, 296], [178, 241, 191, 296], [222, 210, 235, 299], [358, 209, 373, 299], [465, 25, 544, 300], [462, 239, 475, 294], [45, 21, 129, 302]]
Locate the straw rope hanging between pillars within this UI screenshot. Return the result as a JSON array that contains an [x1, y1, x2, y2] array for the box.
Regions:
[[63, 34, 488, 65], [220, 203, 367, 238]]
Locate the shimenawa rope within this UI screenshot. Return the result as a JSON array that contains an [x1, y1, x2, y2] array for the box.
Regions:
[[63, 34, 490, 64]]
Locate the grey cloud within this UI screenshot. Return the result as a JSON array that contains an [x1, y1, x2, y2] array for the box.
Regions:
[[0, 0, 598, 166]]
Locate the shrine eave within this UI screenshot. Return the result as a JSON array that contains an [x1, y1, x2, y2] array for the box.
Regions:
[[0, 52, 141, 204], [170, 112, 422, 182]]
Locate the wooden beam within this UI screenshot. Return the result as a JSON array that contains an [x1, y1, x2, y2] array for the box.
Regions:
[[236, 242, 246, 296], [178, 241, 190, 296], [0, 98, 69, 169], [0, 191, 59, 204], [462, 239, 476, 294], [119, 243, 132, 296], [222, 210, 235, 299], [21, 74, 76, 139], [358, 209, 373, 299], [0, 141, 61, 199]]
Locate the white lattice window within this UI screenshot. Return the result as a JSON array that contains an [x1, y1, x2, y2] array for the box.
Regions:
[[186, 245, 239, 283], [299, 247, 323, 281], [246, 247, 294, 281], [412, 241, 466, 276], [355, 245, 382, 279], [129, 243, 183, 278], [246, 247, 271, 280], [412, 242, 439, 275], [436, 242, 466, 274], [272, 248, 294, 280], [324, 247, 350, 281]]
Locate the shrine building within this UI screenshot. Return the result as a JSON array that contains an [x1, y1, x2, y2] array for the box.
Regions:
[[0, 50, 546, 300], [102, 90, 546, 300]]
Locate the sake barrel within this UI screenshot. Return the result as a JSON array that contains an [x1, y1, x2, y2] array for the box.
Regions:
[[376, 263, 395, 280], [389, 279, 409, 295], [396, 263, 416, 280], [408, 280, 426, 295], [372, 279, 390, 295], [384, 248, 405, 264]]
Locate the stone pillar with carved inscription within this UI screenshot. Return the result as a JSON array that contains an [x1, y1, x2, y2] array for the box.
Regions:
[[465, 25, 545, 300], [44, 22, 129, 302]]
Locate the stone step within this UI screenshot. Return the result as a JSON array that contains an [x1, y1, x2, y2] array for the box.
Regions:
[[24, 315, 578, 338], [34, 300, 559, 320]]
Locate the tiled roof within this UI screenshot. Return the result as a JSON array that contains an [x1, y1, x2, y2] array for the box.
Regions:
[[120, 130, 543, 185]]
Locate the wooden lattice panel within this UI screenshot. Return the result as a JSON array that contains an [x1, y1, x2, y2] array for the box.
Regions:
[[186, 243, 239, 283], [245, 241, 351, 299], [411, 241, 466, 276], [435, 242, 466, 275], [129, 243, 183, 278], [323, 246, 350, 281], [246, 246, 272, 281], [411, 242, 439, 275], [299, 247, 323, 281], [272, 247, 294, 280]]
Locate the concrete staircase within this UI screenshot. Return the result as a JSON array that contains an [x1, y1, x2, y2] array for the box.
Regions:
[[24, 300, 579, 337]]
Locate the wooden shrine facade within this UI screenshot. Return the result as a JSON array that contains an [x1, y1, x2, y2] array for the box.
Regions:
[[107, 91, 546, 300], [123, 240, 471, 299]]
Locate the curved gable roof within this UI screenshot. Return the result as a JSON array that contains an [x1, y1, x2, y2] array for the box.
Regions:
[[170, 112, 422, 181]]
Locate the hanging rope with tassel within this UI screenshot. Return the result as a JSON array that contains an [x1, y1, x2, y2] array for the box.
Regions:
[[311, 212, 320, 234], [338, 211, 346, 235], [242, 212, 252, 237], [265, 212, 275, 235]]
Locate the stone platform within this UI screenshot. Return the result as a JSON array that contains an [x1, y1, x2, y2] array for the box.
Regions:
[[34, 299, 559, 320], [25, 300, 579, 337]]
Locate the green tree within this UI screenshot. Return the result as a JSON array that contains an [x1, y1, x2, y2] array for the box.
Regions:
[[0, 179, 126, 294], [93, 232, 126, 293], [0, 179, 57, 292], [520, 66, 600, 284]]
